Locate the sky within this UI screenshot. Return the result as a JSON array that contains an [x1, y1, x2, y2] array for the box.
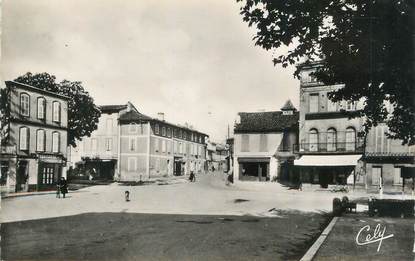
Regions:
[[1, 0, 299, 142]]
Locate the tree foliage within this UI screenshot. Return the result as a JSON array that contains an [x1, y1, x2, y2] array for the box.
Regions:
[[14, 72, 101, 147], [237, 0, 414, 144]]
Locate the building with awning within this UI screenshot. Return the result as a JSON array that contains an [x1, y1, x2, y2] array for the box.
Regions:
[[294, 155, 362, 167]]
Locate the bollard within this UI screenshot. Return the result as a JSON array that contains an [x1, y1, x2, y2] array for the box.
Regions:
[[332, 197, 342, 216], [125, 190, 130, 202]]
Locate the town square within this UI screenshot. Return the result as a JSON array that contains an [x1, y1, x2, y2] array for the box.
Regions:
[[1, 0, 414, 260]]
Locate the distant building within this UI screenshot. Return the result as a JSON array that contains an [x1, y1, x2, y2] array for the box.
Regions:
[[118, 109, 208, 181], [206, 141, 228, 172], [233, 100, 298, 182], [69, 103, 133, 180], [1, 81, 69, 193]]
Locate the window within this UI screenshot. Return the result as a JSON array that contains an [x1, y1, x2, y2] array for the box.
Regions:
[[179, 142, 182, 154], [162, 127, 166, 136], [162, 140, 166, 153], [155, 124, 160, 135], [106, 119, 113, 133], [346, 101, 356, 111], [129, 138, 136, 151], [52, 101, 61, 122], [345, 127, 356, 151], [167, 127, 171, 137], [36, 129, 46, 152], [179, 130, 183, 139], [167, 141, 171, 154], [375, 126, 390, 153], [327, 95, 337, 112], [105, 138, 112, 151], [309, 129, 318, 152], [129, 123, 137, 133], [91, 138, 97, 151], [128, 157, 137, 171], [327, 128, 337, 152], [19, 127, 29, 151], [372, 167, 382, 185], [52, 132, 60, 153], [20, 93, 30, 116], [393, 167, 402, 185], [241, 134, 250, 152], [309, 93, 319, 113], [37, 97, 46, 119], [259, 134, 268, 152]]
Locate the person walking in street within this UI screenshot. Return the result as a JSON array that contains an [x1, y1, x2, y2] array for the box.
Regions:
[[58, 177, 68, 198]]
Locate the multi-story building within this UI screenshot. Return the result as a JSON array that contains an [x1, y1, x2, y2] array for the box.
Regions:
[[118, 110, 208, 181], [363, 123, 415, 193], [294, 61, 415, 192], [206, 141, 229, 172], [0, 81, 68, 193], [233, 100, 298, 182], [69, 103, 134, 180]]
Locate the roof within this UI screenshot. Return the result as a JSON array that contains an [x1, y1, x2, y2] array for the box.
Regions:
[[234, 111, 299, 133], [281, 100, 296, 111], [118, 108, 208, 137], [5, 80, 70, 100], [119, 109, 152, 122], [99, 104, 128, 113]]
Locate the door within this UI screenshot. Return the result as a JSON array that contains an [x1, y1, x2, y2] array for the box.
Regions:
[[174, 160, 181, 176], [16, 161, 28, 192], [38, 163, 56, 190]]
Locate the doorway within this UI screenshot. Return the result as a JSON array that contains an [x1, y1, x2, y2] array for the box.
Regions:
[[16, 161, 28, 192]]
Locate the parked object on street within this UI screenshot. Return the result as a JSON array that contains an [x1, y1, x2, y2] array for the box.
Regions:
[[332, 197, 343, 216], [368, 198, 414, 218], [341, 196, 357, 213], [56, 184, 61, 198]]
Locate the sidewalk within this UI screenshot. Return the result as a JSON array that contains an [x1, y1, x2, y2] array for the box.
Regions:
[[313, 214, 414, 261]]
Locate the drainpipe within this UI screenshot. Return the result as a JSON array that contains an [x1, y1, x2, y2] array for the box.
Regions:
[[146, 121, 151, 179], [117, 120, 121, 181]]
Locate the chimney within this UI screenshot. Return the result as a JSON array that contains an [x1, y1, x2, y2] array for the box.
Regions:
[[157, 112, 165, 121]]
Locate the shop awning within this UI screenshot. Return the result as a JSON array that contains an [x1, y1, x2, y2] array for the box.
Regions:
[[294, 155, 362, 166]]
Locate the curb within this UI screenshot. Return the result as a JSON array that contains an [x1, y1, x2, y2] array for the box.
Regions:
[[1, 191, 57, 199], [300, 216, 339, 261]]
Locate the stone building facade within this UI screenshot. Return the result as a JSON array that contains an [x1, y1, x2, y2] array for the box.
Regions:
[[118, 110, 208, 181], [1, 81, 68, 193]]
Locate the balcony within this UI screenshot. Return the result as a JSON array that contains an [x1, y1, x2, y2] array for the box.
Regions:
[[294, 142, 364, 154]]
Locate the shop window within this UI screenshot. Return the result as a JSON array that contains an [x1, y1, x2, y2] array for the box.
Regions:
[[372, 167, 382, 185], [393, 167, 402, 185]]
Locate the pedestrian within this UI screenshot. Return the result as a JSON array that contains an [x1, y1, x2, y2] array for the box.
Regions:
[[56, 183, 61, 198], [58, 177, 68, 198]]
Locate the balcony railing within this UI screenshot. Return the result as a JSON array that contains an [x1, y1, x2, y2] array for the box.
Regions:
[[294, 142, 364, 154]]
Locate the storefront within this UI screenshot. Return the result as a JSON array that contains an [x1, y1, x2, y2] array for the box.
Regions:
[[294, 155, 362, 188], [37, 154, 66, 191], [238, 157, 270, 182]]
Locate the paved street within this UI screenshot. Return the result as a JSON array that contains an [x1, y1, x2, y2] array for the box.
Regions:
[[1, 172, 339, 223]]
